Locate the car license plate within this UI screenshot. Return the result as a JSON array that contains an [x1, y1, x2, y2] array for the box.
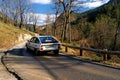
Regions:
[[45, 45, 54, 48]]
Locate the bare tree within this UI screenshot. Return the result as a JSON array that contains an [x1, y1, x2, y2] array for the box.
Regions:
[[53, 0, 88, 42], [54, 0, 80, 42], [111, 1, 120, 50], [59, 0, 72, 41], [32, 14, 39, 32], [9, 0, 19, 26], [0, 0, 10, 23], [53, 2, 60, 36], [44, 13, 52, 35], [25, 12, 39, 32], [18, 0, 27, 28], [0, 0, 32, 28]]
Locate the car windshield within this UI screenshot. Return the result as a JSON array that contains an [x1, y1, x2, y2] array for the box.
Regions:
[[39, 36, 58, 43]]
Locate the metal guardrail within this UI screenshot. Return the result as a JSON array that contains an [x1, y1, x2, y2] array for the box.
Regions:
[[61, 44, 120, 61]]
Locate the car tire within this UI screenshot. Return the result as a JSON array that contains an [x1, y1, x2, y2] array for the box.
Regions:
[[26, 47, 30, 51], [54, 50, 59, 55], [34, 49, 39, 56], [39, 51, 44, 56]]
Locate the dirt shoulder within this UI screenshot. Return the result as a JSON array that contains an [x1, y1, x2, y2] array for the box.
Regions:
[[0, 52, 16, 80]]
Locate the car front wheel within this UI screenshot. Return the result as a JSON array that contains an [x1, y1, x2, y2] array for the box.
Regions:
[[26, 46, 30, 51], [54, 50, 59, 55]]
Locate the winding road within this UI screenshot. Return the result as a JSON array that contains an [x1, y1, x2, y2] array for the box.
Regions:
[[2, 43, 120, 80]]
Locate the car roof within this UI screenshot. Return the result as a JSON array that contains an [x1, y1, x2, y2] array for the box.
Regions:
[[40, 35, 52, 37], [36, 35, 52, 37], [32, 35, 60, 42]]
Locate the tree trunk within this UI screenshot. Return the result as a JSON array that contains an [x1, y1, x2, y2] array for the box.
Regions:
[[112, 21, 120, 50]]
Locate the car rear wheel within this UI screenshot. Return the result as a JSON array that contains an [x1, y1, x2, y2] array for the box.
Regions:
[[34, 49, 39, 56], [35, 49, 44, 56]]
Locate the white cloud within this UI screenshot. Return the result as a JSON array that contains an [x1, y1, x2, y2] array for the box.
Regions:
[[29, 0, 52, 4], [27, 0, 110, 25], [26, 13, 56, 25], [82, 1, 103, 8], [75, 0, 110, 8], [87, 0, 109, 8]]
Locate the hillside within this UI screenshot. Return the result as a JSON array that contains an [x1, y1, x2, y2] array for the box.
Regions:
[[0, 22, 35, 48], [74, 0, 119, 23], [34, 0, 120, 51], [74, 0, 120, 50], [40, 0, 120, 51]]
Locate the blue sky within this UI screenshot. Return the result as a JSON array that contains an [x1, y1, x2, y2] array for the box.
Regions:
[[28, 0, 110, 25]]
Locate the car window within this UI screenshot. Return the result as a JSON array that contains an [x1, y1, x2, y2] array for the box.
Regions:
[[39, 37, 58, 43], [34, 38, 40, 43], [30, 37, 35, 42], [30, 37, 39, 43]]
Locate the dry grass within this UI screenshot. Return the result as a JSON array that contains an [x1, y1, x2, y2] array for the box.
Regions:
[[0, 22, 35, 48], [60, 45, 120, 68], [60, 46, 80, 56]]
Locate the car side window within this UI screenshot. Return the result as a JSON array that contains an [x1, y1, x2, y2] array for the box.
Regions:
[[30, 37, 37, 43], [34, 38, 40, 43], [30, 38, 34, 42]]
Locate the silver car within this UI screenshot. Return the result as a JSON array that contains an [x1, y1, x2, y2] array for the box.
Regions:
[[26, 36, 60, 55]]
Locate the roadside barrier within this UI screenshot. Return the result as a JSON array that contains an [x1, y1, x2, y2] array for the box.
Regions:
[[61, 44, 120, 61]]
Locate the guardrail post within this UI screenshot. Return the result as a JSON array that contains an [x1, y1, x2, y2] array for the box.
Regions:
[[80, 45, 83, 56], [103, 54, 107, 61], [80, 49, 83, 56], [65, 46, 68, 52], [103, 49, 108, 61]]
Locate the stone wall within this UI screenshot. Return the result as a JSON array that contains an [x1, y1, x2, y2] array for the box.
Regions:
[[15, 34, 33, 44]]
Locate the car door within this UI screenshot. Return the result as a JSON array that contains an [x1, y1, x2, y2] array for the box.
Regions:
[[32, 37, 40, 50], [28, 37, 36, 50]]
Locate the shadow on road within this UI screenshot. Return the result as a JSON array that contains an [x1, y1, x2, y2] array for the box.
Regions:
[[1, 37, 119, 80], [63, 55, 120, 70], [7, 48, 28, 56], [4, 47, 120, 80], [7, 48, 120, 70]]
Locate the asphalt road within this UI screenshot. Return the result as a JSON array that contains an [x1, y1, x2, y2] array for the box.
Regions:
[[3, 46, 120, 80], [0, 52, 16, 80]]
